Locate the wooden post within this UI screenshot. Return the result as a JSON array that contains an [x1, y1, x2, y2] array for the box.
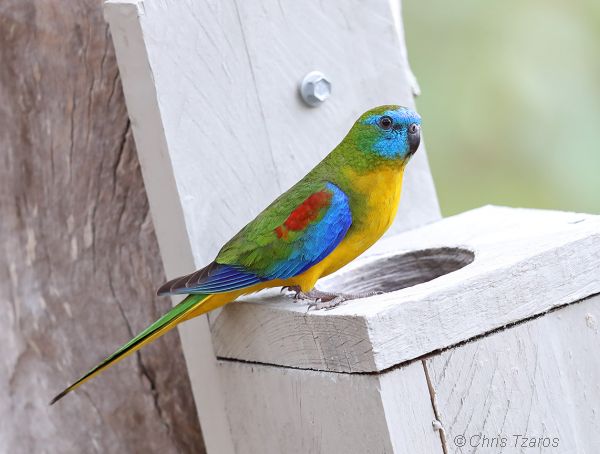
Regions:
[[0, 2, 203, 452], [105, 1, 600, 453]]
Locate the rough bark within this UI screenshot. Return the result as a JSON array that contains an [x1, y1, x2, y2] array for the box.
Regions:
[[0, 2, 205, 453]]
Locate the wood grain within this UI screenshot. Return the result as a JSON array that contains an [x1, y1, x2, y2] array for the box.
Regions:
[[218, 360, 442, 454], [425, 294, 600, 454], [0, 2, 204, 452]]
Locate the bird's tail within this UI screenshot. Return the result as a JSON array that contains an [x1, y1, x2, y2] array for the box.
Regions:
[[50, 293, 212, 405]]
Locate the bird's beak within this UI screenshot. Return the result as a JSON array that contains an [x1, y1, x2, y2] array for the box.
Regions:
[[408, 125, 420, 156]]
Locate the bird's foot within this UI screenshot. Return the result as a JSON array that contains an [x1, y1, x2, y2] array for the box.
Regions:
[[282, 286, 382, 310], [306, 294, 347, 310], [282, 285, 318, 302]]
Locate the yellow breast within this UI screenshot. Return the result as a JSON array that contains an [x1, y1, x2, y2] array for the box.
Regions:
[[347, 164, 405, 246], [289, 164, 405, 291]]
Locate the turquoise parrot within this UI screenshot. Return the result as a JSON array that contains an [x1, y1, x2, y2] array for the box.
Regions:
[[51, 105, 421, 404]]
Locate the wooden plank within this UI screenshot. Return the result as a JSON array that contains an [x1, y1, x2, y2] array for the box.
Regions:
[[219, 360, 442, 454], [425, 294, 600, 454], [212, 206, 600, 372], [0, 1, 203, 452]]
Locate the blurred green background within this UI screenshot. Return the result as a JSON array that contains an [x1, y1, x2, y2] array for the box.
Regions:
[[404, 0, 600, 216]]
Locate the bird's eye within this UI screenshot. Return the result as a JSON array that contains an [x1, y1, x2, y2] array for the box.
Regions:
[[378, 116, 393, 130], [408, 123, 419, 134]]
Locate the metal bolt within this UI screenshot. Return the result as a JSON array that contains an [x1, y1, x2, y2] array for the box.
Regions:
[[300, 71, 331, 107]]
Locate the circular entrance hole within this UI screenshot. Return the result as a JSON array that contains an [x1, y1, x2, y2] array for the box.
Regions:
[[323, 247, 474, 294]]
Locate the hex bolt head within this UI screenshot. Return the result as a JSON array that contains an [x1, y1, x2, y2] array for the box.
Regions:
[[300, 71, 332, 107]]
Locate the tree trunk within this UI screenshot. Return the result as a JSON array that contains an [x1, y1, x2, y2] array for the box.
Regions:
[[0, 2, 205, 452]]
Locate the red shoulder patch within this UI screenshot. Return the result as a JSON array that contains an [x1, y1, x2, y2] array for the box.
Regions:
[[274, 191, 332, 239]]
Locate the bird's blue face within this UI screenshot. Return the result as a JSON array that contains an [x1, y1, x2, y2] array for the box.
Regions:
[[360, 106, 421, 160]]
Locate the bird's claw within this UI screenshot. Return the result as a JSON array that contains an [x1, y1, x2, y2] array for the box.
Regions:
[[281, 285, 297, 295], [282, 285, 318, 303], [306, 295, 347, 311]]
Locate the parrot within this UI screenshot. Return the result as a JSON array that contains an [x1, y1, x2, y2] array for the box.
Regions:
[[50, 104, 421, 404]]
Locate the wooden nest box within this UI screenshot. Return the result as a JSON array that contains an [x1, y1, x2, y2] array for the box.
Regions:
[[105, 1, 600, 452]]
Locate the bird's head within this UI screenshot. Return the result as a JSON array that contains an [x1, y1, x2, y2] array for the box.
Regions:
[[351, 105, 421, 162]]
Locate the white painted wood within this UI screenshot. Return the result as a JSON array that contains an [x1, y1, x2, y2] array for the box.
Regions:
[[213, 206, 600, 372], [218, 360, 442, 454], [425, 294, 600, 454], [379, 363, 444, 453]]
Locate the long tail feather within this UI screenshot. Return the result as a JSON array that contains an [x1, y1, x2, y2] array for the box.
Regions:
[[50, 293, 211, 405]]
